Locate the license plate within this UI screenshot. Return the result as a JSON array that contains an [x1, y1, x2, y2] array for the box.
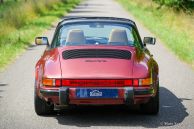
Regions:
[[76, 88, 118, 99]]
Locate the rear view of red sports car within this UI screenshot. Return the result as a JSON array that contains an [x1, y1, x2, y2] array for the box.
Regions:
[[34, 17, 159, 115]]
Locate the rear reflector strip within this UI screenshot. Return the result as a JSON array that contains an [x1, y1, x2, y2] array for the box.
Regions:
[[61, 79, 133, 87]]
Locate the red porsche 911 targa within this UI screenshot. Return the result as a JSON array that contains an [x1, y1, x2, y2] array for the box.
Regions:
[[34, 17, 159, 115]]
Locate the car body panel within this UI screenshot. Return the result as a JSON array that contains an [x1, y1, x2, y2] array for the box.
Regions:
[[59, 46, 135, 79], [35, 17, 159, 106]]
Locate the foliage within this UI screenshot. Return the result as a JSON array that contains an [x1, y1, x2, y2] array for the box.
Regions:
[[118, 0, 194, 69], [153, 0, 194, 12], [0, 0, 80, 70]]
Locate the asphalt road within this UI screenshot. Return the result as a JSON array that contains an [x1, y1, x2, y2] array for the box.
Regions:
[[0, 0, 194, 129]]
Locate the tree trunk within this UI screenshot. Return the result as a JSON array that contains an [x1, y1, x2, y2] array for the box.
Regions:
[[0, 0, 4, 4]]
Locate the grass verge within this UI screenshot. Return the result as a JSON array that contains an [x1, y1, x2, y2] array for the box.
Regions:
[[0, 0, 80, 71], [117, 0, 194, 69]]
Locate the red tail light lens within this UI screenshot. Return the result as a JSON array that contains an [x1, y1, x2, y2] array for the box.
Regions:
[[55, 79, 61, 87], [133, 79, 139, 86], [124, 80, 133, 86], [62, 80, 71, 86]]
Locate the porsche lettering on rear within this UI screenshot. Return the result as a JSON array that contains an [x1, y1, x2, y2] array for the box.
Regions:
[[85, 60, 107, 62]]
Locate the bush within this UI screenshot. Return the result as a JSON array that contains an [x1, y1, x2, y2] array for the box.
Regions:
[[0, 0, 62, 45], [0, 0, 80, 69], [153, 0, 194, 11]]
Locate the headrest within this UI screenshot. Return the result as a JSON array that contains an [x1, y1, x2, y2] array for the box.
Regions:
[[108, 29, 128, 45], [66, 29, 86, 45]]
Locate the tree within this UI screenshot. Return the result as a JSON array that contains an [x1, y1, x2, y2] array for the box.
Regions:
[[0, 0, 3, 4]]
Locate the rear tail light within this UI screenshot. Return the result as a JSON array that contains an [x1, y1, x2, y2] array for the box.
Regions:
[[133, 78, 153, 87], [42, 78, 152, 87], [42, 78, 55, 86], [139, 78, 152, 86], [42, 78, 61, 87]]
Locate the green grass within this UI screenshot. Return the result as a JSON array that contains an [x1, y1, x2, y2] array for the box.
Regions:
[[117, 0, 194, 69], [0, 0, 80, 70]]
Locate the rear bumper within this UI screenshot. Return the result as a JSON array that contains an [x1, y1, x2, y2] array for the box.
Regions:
[[39, 87, 154, 105]]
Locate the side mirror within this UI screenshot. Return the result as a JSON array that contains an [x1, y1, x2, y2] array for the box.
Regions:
[[35, 37, 49, 46], [143, 37, 156, 45]]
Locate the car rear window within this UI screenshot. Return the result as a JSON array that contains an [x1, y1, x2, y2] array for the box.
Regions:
[[53, 22, 141, 47]]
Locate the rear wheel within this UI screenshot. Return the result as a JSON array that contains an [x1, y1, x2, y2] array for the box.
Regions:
[[34, 95, 54, 115], [34, 87, 54, 115], [140, 85, 159, 115]]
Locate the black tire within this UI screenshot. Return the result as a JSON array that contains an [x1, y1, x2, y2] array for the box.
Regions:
[[34, 89, 54, 116], [140, 86, 159, 115]]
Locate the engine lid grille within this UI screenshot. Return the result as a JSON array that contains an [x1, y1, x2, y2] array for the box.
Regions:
[[62, 49, 131, 60]]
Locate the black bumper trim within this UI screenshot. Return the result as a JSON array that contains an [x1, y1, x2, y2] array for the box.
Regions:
[[134, 89, 154, 95], [40, 89, 59, 96], [40, 88, 154, 96], [59, 87, 69, 105], [40, 88, 154, 105], [40, 88, 69, 105], [124, 87, 134, 104]]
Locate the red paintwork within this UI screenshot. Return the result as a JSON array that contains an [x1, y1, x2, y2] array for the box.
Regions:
[[36, 46, 150, 80], [35, 45, 158, 105], [60, 46, 133, 79]]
